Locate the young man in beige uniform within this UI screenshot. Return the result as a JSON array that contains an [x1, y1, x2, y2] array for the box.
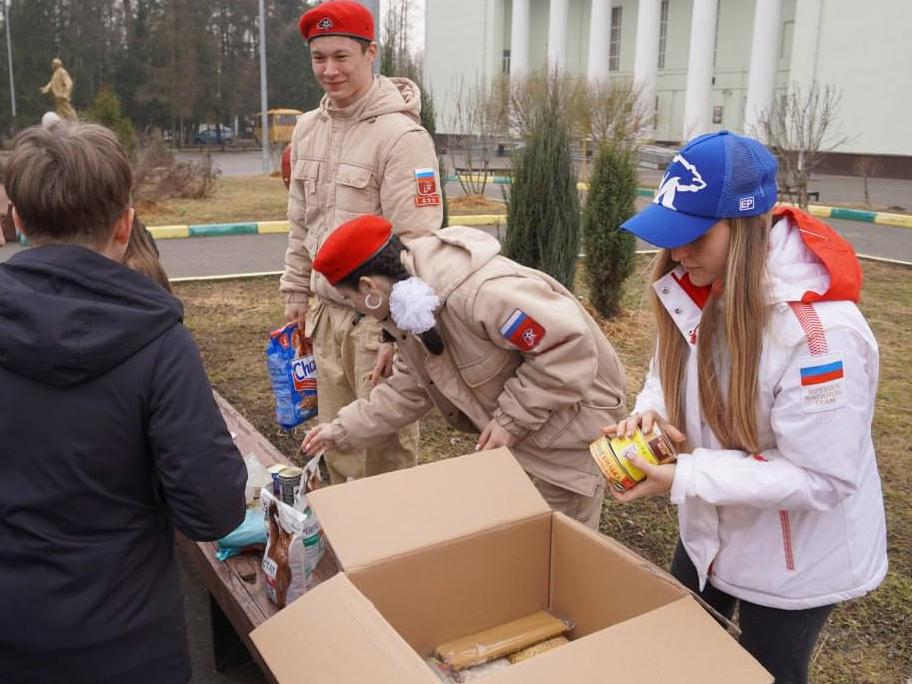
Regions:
[[303, 216, 629, 529], [282, 1, 442, 484]]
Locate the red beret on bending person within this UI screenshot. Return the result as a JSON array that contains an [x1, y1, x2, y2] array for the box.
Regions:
[[313, 215, 393, 285], [299, 1, 374, 43]]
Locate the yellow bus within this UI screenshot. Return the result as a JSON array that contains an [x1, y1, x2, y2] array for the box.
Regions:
[[253, 109, 304, 145]]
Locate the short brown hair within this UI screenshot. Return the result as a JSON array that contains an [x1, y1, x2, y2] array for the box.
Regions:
[[4, 122, 132, 246]]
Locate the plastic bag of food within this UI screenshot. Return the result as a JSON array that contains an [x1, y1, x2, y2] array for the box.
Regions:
[[260, 488, 325, 608], [215, 509, 267, 562], [455, 659, 511, 682], [507, 635, 569, 664], [244, 452, 274, 504], [425, 657, 459, 684], [266, 322, 317, 430], [296, 452, 325, 503]]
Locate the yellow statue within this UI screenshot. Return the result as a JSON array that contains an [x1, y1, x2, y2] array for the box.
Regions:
[[40, 58, 77, 121]]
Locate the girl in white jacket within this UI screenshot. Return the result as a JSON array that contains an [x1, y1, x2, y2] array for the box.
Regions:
[[608, 131, 887, 684]]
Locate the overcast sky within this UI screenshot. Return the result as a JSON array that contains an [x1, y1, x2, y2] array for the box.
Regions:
[[379, 0, 426, 54]]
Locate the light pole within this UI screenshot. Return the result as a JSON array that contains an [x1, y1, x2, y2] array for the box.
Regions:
[[4, 0, 16, 129], [257, 0, 270, 174], [360, 0, 380, 75]]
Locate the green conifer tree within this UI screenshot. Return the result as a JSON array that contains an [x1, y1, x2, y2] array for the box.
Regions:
[[502, 76, 579, 290], [87, 86, 137, 161], [581, 142, 638, 318]]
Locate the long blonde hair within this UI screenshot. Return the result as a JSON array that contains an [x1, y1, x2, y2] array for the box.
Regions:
[[125, 215, 172, 292], [651, 213, 772, 453]]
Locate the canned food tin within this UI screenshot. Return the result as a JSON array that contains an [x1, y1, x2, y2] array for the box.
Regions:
[[589, 426, 676, 492], [267, 463, 286, 496], [277, 466, 303, 506]]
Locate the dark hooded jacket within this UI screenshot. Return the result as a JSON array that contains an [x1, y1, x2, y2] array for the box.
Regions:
[[0, 245, 246, 684]]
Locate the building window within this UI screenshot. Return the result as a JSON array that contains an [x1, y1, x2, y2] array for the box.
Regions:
[[609, 6, 622, 71], [780, 20, 795, 61], [658, 0, 669, 69], [659, 0, 668, 69], [502, 49, 511, 74]]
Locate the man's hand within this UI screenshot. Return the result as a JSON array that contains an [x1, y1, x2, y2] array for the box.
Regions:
[[476, 419, 519, 452], [609, 455, 676, 503], [370, 342, 395, 387], [301, 423, 336, 457], [284, 301, 307, 331]]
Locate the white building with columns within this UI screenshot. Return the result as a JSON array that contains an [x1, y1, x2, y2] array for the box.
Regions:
[[424, 0, 912, 167]]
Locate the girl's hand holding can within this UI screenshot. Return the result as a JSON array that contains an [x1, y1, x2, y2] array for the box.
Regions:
[[608, 454, 676, 503], [602, 410, 686, 444], [301, 423, 336, 457]]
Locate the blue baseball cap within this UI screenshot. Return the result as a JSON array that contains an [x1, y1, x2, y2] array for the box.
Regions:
[[621, 131, 778, 249]]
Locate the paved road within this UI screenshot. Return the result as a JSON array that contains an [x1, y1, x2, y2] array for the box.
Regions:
[[191, 149, 912, 208], [174, 149, 281, 178], [3, 212, 910, 275]]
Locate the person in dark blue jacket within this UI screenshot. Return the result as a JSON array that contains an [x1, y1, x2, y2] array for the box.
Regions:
[[0, 121, 247, 684]]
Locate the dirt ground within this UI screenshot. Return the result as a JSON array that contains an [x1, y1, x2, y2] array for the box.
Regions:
[[177, 256, 912, 684], [448, 193, 507, 215]]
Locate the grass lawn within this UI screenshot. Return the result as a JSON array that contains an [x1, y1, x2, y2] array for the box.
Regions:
[[178, 255, 911, 684], [135, 177, 509, 226], [135, 177, 910, 231], [135, 176, 290, 226]]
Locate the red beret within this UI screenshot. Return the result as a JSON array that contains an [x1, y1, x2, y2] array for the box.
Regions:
[[313, 215, 392, 286], [299, 1, 374, 43]]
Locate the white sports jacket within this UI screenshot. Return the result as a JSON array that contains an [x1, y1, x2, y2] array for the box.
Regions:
[[635, 208, 888, 609]]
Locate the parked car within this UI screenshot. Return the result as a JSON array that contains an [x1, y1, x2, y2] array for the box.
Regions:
[[194, 126, 234, 145]]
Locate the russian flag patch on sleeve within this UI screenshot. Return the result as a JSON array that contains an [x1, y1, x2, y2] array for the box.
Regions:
[[798, 352, 847, 414], [499, 309, 546, 351]]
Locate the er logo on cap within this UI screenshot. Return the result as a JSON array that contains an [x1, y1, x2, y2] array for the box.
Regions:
[[317, 17, 334, 29]]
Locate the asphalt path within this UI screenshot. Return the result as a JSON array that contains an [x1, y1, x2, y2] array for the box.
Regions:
[[2, 212, 909, 276], [3, 152, 910, 277]]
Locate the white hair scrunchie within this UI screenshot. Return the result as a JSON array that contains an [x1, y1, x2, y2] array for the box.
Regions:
[[389, 277, 440, 334]]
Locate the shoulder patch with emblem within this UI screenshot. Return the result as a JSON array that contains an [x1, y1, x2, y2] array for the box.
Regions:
[[414, 167, 440, 207], [499, 309, 545, 351], [799, 352, 846, 414]]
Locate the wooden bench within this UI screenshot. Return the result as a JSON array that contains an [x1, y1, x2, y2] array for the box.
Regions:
[[453, 166, 513, 179], [177, 391, 336, 681]]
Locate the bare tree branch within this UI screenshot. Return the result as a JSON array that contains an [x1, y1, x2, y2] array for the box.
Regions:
[[757, 81, 852, 210]]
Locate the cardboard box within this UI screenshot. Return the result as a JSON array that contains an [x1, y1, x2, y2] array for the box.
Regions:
[[251, 448, 772, 684]]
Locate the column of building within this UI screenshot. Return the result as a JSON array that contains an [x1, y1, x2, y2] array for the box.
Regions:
[[509, 0, 530, 81], [681, 0, 718, 139], [743, 0, 784, 138], [547, 0, 570, 71], [632, 0, 661, 139], [506, 0, 784, 142], [587, 0, 613, 83]]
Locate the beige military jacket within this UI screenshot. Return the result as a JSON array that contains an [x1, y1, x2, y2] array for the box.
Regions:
[[280, 76, 442, 310], [331, 227, 628, 496]]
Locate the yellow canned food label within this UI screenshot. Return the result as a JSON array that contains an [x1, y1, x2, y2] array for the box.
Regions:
[[590, 427, 676, 491], [610, 427, 676, 480], [589, 436, 640, 492]]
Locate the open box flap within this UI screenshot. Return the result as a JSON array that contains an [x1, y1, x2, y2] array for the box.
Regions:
[[549, 513, 742, 638], [250, 573, 437, 684], [482, 596, 773, 684], [307, 448, 551, 570]]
